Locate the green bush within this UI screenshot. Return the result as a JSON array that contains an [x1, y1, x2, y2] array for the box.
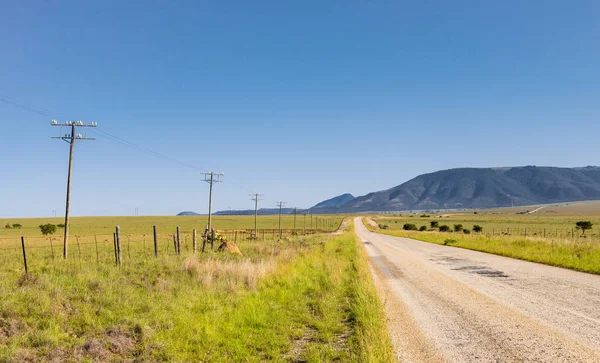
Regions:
[[11, 223, 22, 229], [39, 224, 57, 236], [463, 229, 471, 234], [403, 223, 418, 231], [439, 225, 450, 232], [4, 223, 11, 229], [430, 221, 439, 228], [378, 224, 389, 230], [473, 225, 483, 233], [453, 224, 464, 232], [57, 223, 66, 228], [419, 226, 427, 231], [576, 221, 593, 235], [443, 239, 457, 246]]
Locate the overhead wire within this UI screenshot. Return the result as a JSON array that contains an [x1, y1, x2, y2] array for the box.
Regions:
[[0, 92, 265, 204]]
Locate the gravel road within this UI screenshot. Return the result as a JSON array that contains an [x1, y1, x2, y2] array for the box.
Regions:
[[355, 217, 600, 362]]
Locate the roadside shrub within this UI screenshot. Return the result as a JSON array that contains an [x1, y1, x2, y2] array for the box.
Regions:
[[378, 224, 389, 230], [439, 225, 450, 232], [403, 223, 418, 231], [575, 221, 593, 235], [39, 224, 57, 236], [463, 229, 471, 234], [419, 225, 427, 231], [453, 224, 464, 232], [443, 239, 457, 246], [473, 225, 483, 233], [430, 221, 439, 228]]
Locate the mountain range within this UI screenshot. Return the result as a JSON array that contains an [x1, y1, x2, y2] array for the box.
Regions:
[[181, 166, 600, 215]]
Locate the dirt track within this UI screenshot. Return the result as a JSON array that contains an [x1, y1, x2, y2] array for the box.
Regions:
[[355, 217, 600, 362]]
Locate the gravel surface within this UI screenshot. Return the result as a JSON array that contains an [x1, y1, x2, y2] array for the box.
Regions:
[[355, 217, 600, 362]]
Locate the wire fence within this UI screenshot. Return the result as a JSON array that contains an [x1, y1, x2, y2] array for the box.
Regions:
[[0, 227, 332, 275]]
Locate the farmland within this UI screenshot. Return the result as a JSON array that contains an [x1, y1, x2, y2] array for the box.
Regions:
[[369, 208, 600, 274], [0, 216, 393, 362]]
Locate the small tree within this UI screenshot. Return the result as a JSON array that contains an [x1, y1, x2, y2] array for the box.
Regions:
[[439, 225, 450, 232], [473, 225, 483, 233], [463, 229, 471, 234], [430, 221, 439, 228], [453, 224, 464, 232], [575, 221, 593, 236], [12, 224, 22, 229], [57, 223, 65, 228], [403, 223, 418, 231], [39, 224, 57, 236], [419, 225, 427, 231]]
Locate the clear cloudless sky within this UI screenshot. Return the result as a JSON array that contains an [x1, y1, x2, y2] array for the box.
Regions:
[[1, 0, 599, 217]]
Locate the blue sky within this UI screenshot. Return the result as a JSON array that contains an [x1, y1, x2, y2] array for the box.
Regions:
[[1, 1, 599, 217]]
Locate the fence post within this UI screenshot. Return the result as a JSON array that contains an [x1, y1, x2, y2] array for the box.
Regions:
[[76, 236, 82, 270], [193, 229, 197, 253], [49, 237, 55, 262], [176, 226, 181, 255], [21, 236, 28, 275], [94, 235, 99, 266], [153, 226, 158, 257], [113, 233, 118, 266], [115, 226, 122, 266]]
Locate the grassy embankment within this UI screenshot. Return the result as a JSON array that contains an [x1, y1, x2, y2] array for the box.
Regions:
[[0, 221, 393, 362], [367, 216, 600, 274]]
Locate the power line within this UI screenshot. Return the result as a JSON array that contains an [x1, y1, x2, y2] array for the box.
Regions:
[[1, 92, 268, 205]]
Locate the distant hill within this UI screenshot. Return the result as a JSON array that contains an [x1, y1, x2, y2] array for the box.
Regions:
[[177, 211, 202, 216], [208, 166, 600, 215], [338, 166, 600, 212], [311, 193, 354, 209]]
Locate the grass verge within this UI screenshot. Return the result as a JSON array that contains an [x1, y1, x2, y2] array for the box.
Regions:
[[364, 218, 600, 275], [0, 228, 393, 362]]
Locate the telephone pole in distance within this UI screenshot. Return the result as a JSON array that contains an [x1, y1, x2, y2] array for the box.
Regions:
[[276, 201, 287, 239], [51, 120, 97, 259], [250, 193, 263, 237], [202, 172, 223, 234]]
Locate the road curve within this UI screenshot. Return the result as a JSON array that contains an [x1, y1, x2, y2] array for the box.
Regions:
[[355, 217, 600, 363]]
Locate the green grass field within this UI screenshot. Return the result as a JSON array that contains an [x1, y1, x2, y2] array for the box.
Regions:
[[374, 212, 600, 239], [368, 214, 600, 274], [0, 217, 393, 362], [0, 215, 345, 238]]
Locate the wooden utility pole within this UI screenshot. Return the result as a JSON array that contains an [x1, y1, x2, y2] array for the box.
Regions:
[[51, 120, 97, 259], [202, 172, 223, 236], [303, 212, 307, 234], [250, 193, 263, 237], [293, 208, 297, 234], [276, 201, 286, 239]]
